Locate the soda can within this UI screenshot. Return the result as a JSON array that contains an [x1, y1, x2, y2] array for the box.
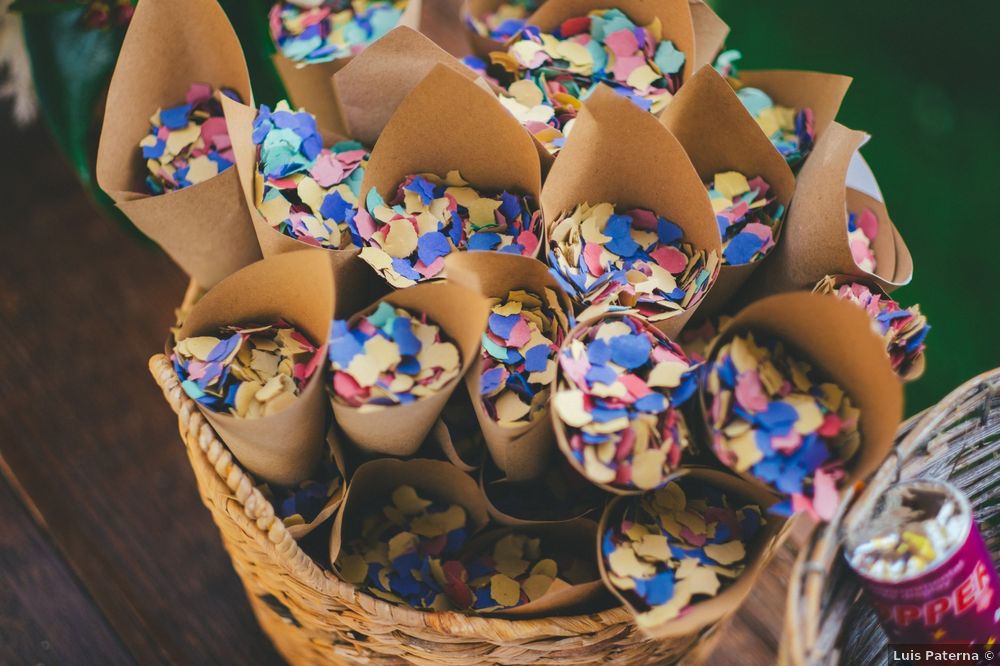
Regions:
[[845, 479, 1000, 644]]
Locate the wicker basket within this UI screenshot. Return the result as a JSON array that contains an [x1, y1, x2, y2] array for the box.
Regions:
[[151, 288, 767, 665], [780, 366, 1000, 665]]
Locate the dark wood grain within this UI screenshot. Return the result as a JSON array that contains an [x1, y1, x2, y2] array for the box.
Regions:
[[0, 1, 791, 660]]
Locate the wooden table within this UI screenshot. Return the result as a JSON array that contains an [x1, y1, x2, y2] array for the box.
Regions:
[[0, 5, 795, 661]]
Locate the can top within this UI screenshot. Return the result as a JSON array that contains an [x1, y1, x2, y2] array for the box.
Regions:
[[844, 478, 972, 583]]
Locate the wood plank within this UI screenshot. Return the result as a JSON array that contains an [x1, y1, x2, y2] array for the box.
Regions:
[[0, 115, 282, 664], [0, 472, 134, 666]]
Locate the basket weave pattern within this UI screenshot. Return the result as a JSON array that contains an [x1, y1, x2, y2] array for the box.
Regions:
[[150, 353, 732, 665], [781, 367, 1000, 665]]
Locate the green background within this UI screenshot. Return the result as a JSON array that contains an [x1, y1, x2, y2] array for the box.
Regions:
[[714, 0, 999, 414]]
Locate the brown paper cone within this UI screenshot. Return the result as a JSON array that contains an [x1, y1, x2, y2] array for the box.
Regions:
[[688, 0, 729, 71], [445, 252, 573, 481], [220, 94, 390, 317], [526, 0, 696, 84], [330, 26, 478, 148], [541, 85, 721, 338], [458, 519, 612, 617], [329, 457, 489, 564], [745, 123, 913, 298], [597, 466, 787, 639], [95, 0, 260, 289], [812, 274, 926, 382], [736, 69, 852, 147], [176, 250, 335, 486], [330, 281, 491, 457], [284, 425, 349, 540], [360, 63, 544, 219], [479, 458, 605, 527], [702, 292, 904, 498], [271, 0, 423, 134], [661, 65, 796, 316]]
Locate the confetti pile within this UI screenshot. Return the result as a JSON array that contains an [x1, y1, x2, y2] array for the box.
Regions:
[[140, 83, 239, 195], [480, 289, 570, 426], [848, 206, 879, 273], [269, 0, 406, 64], [445, 532, 597, 612], [465, 0, 543, 42], [716, 50, 815, 167], [848, 486, 965, 582], [173, 321, 323, 417], [553, 315, 697, 491], [548, 203, 719, 323], [704, 331, 861, 521], [253, 101, 369, 249], [602, 478, 765, 626], [328, 302, 462, 410], [260, 461, 343, 530], [336, 485, 470, 610], [815, 277, 929, 377], [475, 8, 687, 153], [358, 172, 542, 288], [707, 171, 785, 266]]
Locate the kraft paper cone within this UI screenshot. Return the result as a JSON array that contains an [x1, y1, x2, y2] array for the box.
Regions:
[[702, 292, 904, 498], [526, 0, 696, 84], [541, 85, 721, 338], [360, 64, 544, 226], [284, 425, 349, 540], [176, 250, 335, 486], [330, 281, 491, 457], [688, 0, 729, 70], [479, 458, 605, 527], [812, 274, 926, 383], [597, 466, 787, 639], [330, 26, 479, 148], [271, 0, 423, 134], [746, 123, 913, 298], [458, 519, 612, 617], [661, 66, 795, 316], [330, 457, 489, 564], [220, 94, 390, 317], [445, 252, 573, 481], [95, 0, 260, 289], [736, 69, 852, 147]]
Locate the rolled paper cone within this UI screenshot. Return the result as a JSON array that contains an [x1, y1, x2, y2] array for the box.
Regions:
[[176, 250, 335, 486], [329, 457, 489, 564], [744, 123, 913, 299], [271, 56, 352, 135], [360, 64, 544, 223], [812, 274, 926, 382], [329, 281, 491, 457], [687, 0, 729, 70], [446, 252, 574, 481], [736, 69, 852, 148], [541, 85, 722, 338], [331, 26, 479, 148], [526, 0, 696, 84], [95, 0, 260, 289], [459, 519, 613, 617], [597, 466, 788, 639], [701, 292, 903, 498], [220, 95, 390, 318], [661, 65, 796, 317], [284, 425, 350, 540], [271, 0, 423, 134], [478, 459, 604, 527]]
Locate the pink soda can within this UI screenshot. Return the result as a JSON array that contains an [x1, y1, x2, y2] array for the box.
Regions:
[[845, 479, 1000, 644]]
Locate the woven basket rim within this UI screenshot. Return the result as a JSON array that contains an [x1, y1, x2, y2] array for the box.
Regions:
[[781, 365, 1000, 665], [150, 352, 645, 641]]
